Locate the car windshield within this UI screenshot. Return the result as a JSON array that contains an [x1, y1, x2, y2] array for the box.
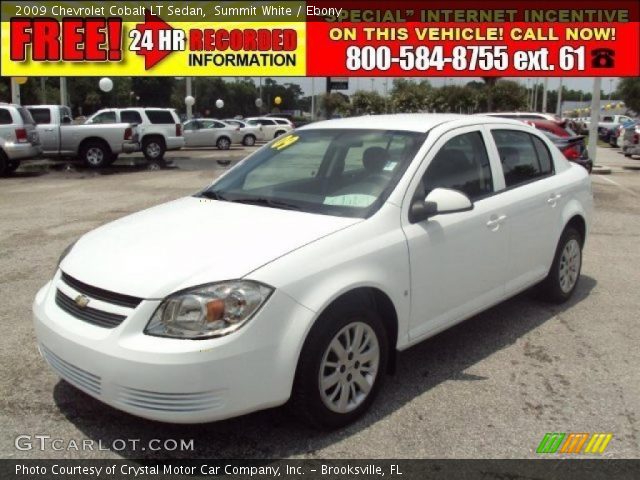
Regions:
[[198, 129, 426, 218]]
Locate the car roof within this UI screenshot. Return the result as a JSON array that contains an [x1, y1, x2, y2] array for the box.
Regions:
[[296, 113, 526, 133]]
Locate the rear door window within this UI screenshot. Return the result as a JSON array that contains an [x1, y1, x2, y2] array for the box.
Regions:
[[28, 108, 52, 124], [121, 110, 143, 124]]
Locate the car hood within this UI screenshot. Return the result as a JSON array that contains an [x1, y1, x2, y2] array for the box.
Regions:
[[61, 196, 360, 298]]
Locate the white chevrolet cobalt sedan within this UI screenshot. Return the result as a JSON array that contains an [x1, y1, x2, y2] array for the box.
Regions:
[[33, 114, 592, 428]]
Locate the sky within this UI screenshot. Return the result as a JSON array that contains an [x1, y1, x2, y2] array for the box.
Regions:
[[238, 76, 621, 97]]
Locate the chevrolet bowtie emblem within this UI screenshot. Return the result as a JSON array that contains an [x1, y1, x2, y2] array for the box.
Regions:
[[74, 295, 90, 309]]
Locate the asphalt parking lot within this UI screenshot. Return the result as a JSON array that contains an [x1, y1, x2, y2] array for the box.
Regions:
[[1, 146, 639, 459]]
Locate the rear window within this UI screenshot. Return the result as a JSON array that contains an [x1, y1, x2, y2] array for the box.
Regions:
[[145, 110, 175, 124], [28, 108, 52, 124], [121, 110, 143, 124], [493, 130, 554, 188], [257, 119, 275, 126], [274, 119, 289, 125], [0, 109, 12, 124]]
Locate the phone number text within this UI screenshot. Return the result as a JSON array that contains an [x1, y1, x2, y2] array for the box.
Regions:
[[345, 45, 585, 71]]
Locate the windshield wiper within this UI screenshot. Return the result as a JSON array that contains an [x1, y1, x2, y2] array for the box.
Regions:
[[198, 190, 228, 201], [229, 197, 301, 211]]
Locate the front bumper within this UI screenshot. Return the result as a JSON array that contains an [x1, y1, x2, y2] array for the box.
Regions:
[[33, 273, 314, 423]]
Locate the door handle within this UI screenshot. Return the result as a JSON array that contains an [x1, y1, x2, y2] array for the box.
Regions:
[[547, 193, 562, 205], [486, 215, 507, 230]]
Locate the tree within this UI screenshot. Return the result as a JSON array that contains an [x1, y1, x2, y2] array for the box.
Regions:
[[322, 92, 348, 119], [430, 85, 479, 113], [481, 76, 499, 112], [347, 90, 386, 115], [390, 79, 432, 112], [616, 77, 640, 114], [131, 77, 175, 108], [490, 80, 528, 111]]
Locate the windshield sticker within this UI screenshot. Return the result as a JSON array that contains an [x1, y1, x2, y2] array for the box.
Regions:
[[323, 194, 377, 207], [271, 135, 300, 150]]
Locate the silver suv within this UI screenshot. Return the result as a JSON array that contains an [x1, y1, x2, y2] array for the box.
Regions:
[[0, 103, 42, 176]]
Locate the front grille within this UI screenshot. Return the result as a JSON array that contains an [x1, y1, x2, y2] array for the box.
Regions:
[[41, 345, 102, 395], [55, 289, 126, 328], [116, 385, 224, 412], [60, 272, 142, 309]]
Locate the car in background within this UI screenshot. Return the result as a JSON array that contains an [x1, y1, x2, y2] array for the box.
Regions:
[[521, 119, 578, 138], [513, 119, 591, 172], [0, 103, 41, 176], [86, 108, 184, 162], [540, 131, 592, 173], [483, 112, 561, 122], [622, 121, 640, 158], [264, 113, 296, 125], [245, 117, 293, 139], [26, 105, 138, 168], [183, 119, 242, 150], [34, 114, 592, 428], [223, 119, 265, 146], [608, 118, 639, 148]]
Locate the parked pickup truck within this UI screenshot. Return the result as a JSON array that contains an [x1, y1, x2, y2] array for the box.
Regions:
[[25, 105, 139, 168]]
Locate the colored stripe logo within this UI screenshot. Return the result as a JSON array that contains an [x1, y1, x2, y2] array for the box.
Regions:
[[537, 433, 612, 454]]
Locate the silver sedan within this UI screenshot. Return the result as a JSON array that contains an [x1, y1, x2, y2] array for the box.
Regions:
[[183, 119, 243, 150]]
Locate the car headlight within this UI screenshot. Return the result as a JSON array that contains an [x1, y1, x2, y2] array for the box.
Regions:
[[144, 281, 273, 339], [57, 240, 77, 269]]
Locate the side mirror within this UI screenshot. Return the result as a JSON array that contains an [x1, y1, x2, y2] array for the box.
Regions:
[[409, 188, 473, 223], [62, 116, 72, 124]]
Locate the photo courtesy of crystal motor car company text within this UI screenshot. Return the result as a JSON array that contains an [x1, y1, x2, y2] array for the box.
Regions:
[[1, 2, 640, 477]]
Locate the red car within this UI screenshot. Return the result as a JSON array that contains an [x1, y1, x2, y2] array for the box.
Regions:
[[522, 119, 591, 172]]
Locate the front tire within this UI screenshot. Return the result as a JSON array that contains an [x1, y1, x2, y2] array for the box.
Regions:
[[243, 134, 256, 146], [291, 302, 388, 429], [539, 227, 582, 303]]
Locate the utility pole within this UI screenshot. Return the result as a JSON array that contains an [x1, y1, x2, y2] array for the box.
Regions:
[[40, 77, 47, 104], [10, 78, 21, 104], [311, 77, 315, 121], [542, 78, 548, 113], [185, 77, 193, 119], [556, 78, 563, 116], [60, 77, 68, 106], [587, 78, 602, 166]]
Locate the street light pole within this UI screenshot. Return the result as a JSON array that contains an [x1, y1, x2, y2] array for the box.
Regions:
[[587, 78, 602, 166], [556, 78, 563, 116], [185, 77, 193, 119]]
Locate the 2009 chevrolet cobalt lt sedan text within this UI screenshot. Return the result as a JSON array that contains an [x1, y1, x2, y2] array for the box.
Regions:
[[33, 114, 592, 429]]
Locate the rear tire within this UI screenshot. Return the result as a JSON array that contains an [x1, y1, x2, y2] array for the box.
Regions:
[[80, 141, 110, 168], [243, 134, 256, 146], [274, 130, 286, 138], [290, 300, 388, 429], [539, 227, 582, 303], [142, 137, 166, 161], [0, 151, 9, 176]]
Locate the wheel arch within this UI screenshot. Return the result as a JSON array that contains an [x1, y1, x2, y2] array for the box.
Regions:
[[298, 286, 399, 375], [78, 137, 112, 156]]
